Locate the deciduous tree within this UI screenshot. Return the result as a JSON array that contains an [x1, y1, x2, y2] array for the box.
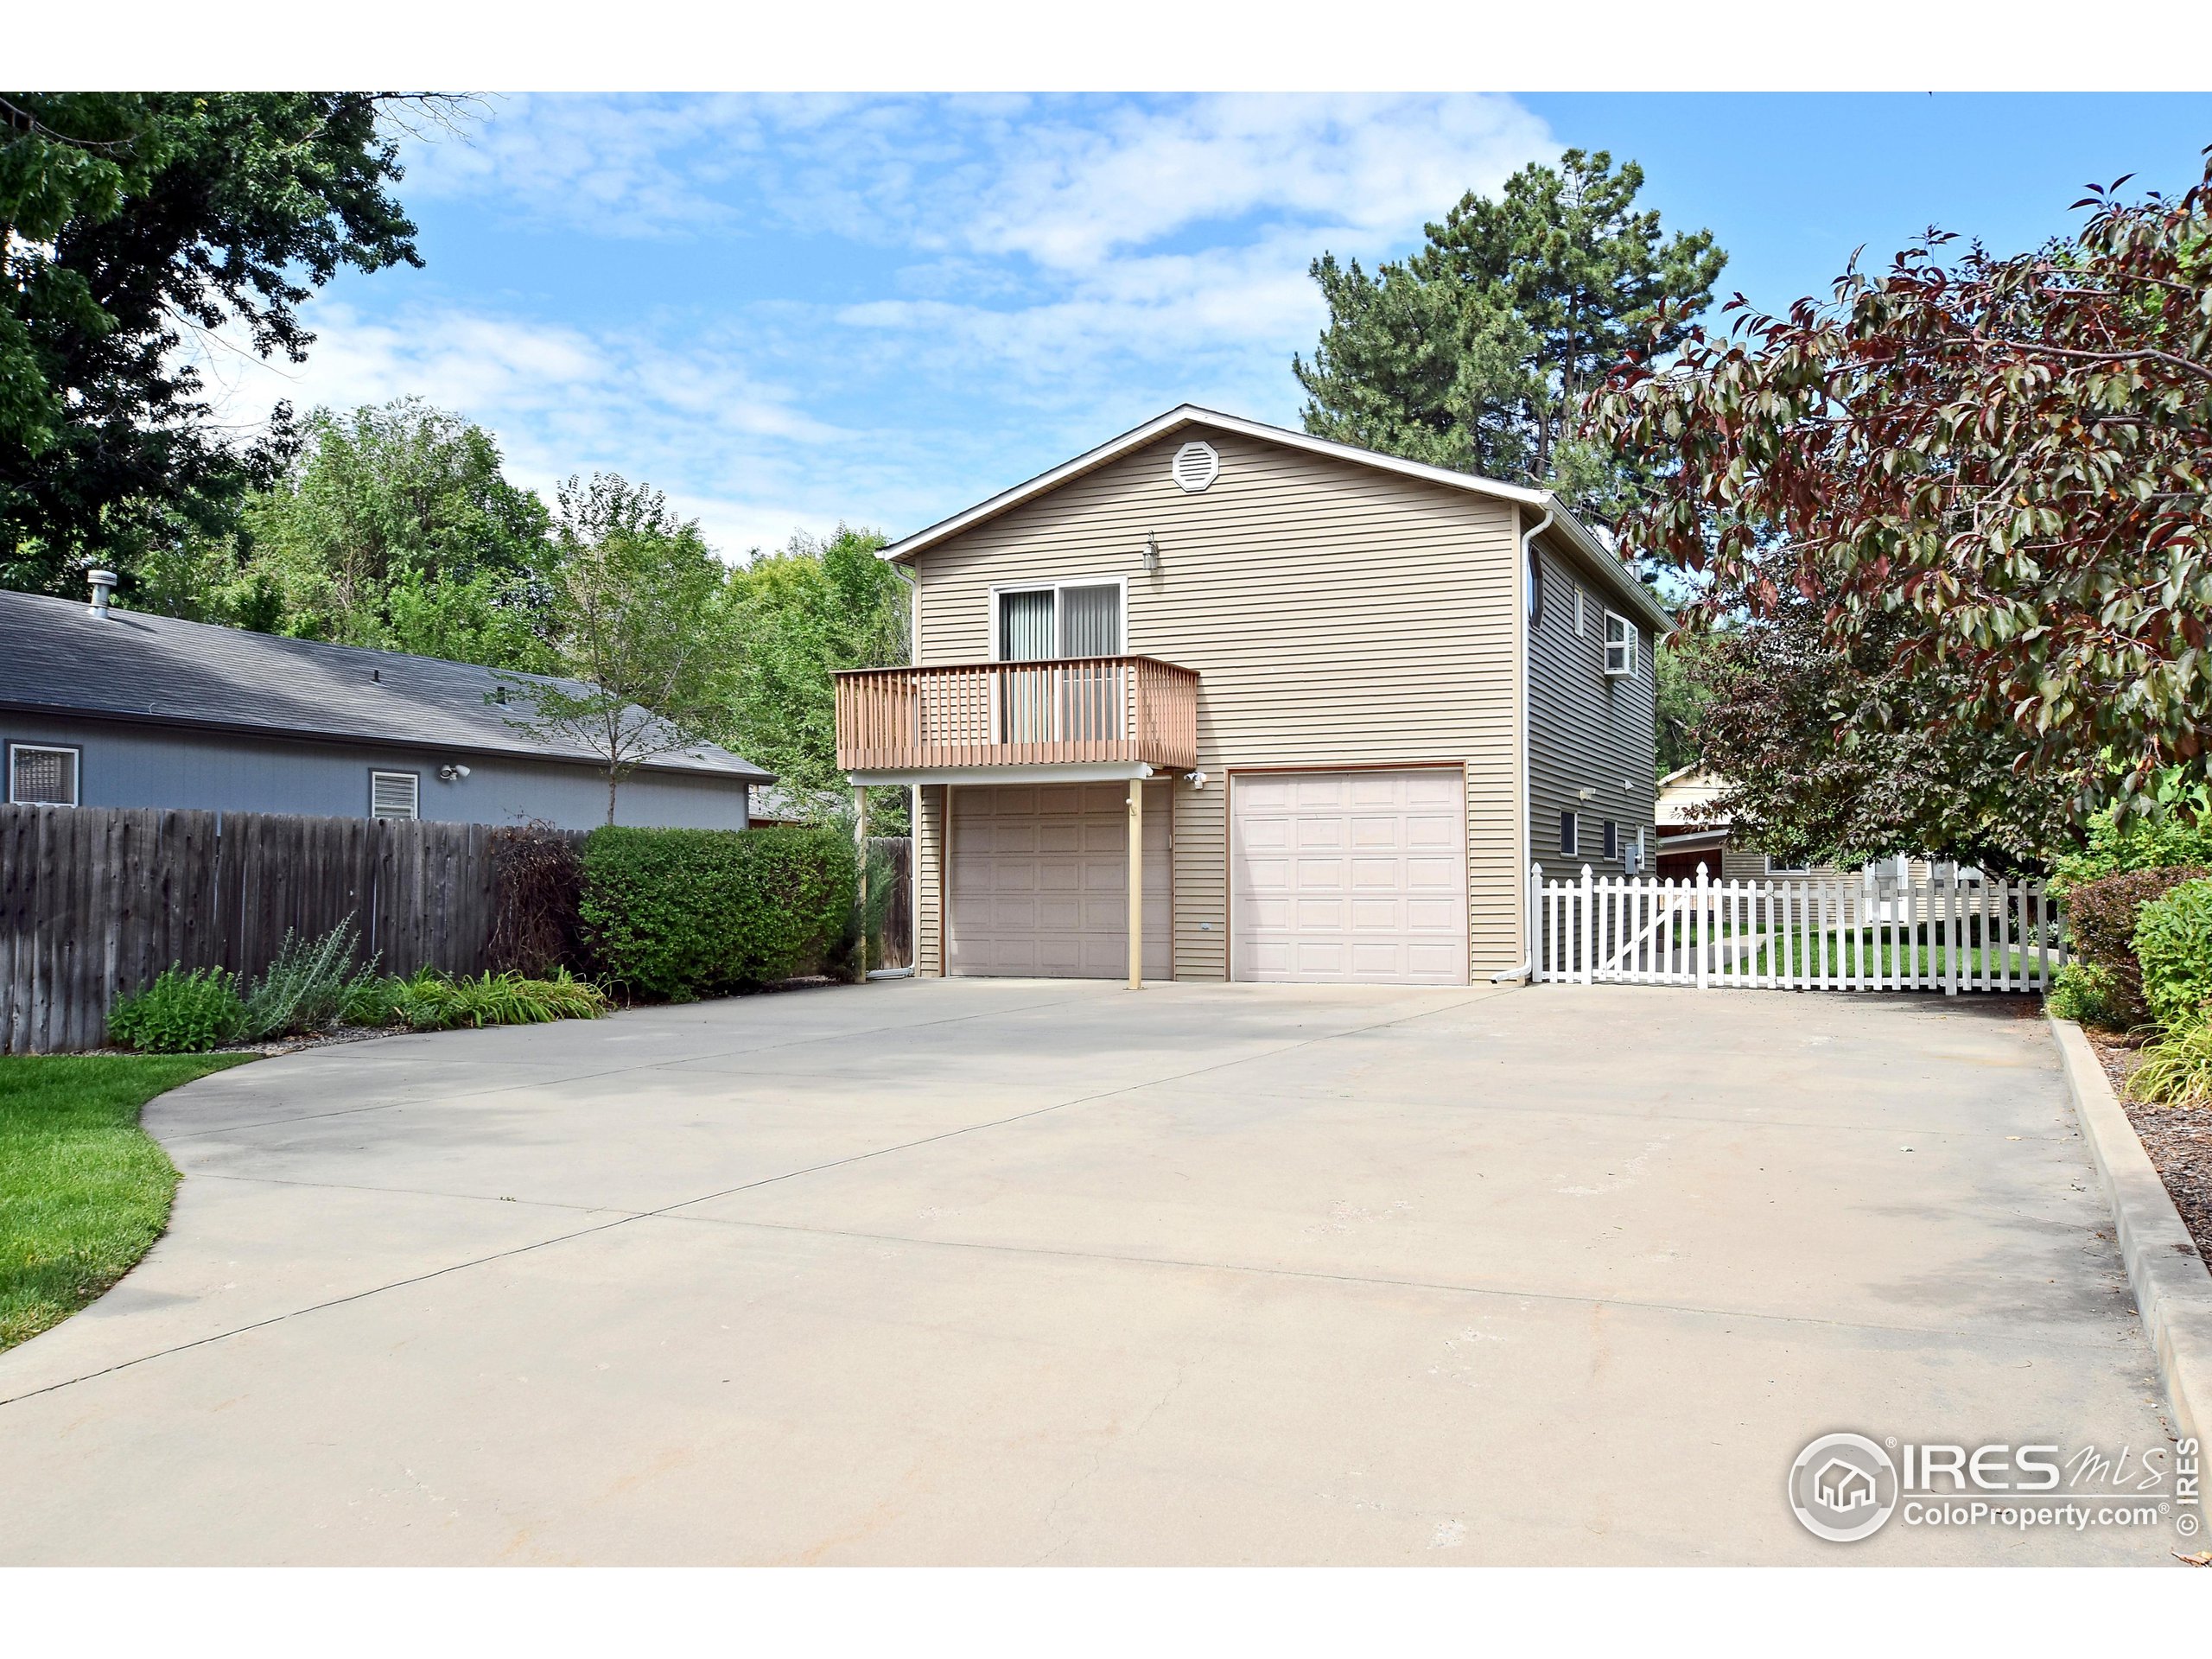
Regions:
[[723, 526, 907, 822], [0, 92, 445, 591], [1598, 154, 2212, 846], [499, 474, 734, 824]]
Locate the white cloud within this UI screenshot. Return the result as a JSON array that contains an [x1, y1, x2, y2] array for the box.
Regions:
[[252, 94, 1560, 552]]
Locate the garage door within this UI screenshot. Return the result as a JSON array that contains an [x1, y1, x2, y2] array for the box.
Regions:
[[948, 782, 1171, 978], [1231, 768, 1468, 984]]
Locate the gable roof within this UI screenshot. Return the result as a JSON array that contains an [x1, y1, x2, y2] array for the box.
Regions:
[[0, 588, 772, 781], [880, 404, 1674, 632]]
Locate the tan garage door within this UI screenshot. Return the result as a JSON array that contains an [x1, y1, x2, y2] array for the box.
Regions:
[[948, 782, 1171, 978], [1231, 768, 1468, 984]]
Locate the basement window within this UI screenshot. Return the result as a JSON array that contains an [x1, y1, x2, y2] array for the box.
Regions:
[[8, 742, 79, 805], [370, 770, 420, 821]]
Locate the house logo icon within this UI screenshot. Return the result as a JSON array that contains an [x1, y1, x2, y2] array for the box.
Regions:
[[1815, 1458, 1878, 1513], [1789, 1433, 1900, 1542]]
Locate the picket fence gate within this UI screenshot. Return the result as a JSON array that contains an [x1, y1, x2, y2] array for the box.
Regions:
[[1531, 863, 2064, 994]]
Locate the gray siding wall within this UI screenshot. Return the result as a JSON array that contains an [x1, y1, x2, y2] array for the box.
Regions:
[[910, 426, 1523, 980], [0, 712, 750, 832], [1527, 535, 1658, 887]]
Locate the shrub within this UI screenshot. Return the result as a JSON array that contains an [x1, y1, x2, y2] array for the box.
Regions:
[[338, 971, 408, 1028], [242, 916, 378, 1040], [2126, 1019, 2212, 1108], [2133, 878, 2212, 1032], [2060, 864, 2211, 1027], [107, 967, 248, 1053], [579, 823, 859, 1001], [487, 821, 585, 977], [2051, 812, 2212, 895], [2046, 961, 2121, 1029], [348, 964, 612, 1030]]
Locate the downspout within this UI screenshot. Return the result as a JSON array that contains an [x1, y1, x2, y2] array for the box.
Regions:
[[1492, 501, 1555, 983]]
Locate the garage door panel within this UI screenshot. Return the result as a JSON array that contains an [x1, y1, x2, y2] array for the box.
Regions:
[[950, 782, 1170, 979], [1232, 767, 1469, 986]]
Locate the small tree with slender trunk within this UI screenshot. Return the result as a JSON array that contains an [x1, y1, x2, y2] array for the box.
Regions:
[[497, 474, 732, 824]]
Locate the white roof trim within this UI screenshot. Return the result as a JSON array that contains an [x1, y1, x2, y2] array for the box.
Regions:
[[878, 404, 1673, 632]]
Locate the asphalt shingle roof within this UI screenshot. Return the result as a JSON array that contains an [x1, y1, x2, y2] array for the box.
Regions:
[[0, 588, 771, 780]]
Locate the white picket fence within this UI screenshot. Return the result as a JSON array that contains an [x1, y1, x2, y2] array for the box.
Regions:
[[1532, 863, 2064, 994]]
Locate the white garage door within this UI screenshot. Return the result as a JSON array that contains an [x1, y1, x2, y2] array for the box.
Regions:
[[949, 782, 1171, 978], [1231, 768, 1468, 985]]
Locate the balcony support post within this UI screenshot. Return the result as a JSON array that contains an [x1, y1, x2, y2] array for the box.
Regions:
[[1127, 779, 1144, 990], [853, 785, 869, 983]]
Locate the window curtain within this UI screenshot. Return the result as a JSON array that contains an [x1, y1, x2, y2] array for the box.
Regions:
[[1059, 585, 1121, 657], [998, 590, 1055, 662]]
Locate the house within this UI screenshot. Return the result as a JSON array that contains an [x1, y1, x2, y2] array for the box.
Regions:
[[0, 583, 770, 831], [1655, 765, 1755, 882], [833, 404, 1668, 986]]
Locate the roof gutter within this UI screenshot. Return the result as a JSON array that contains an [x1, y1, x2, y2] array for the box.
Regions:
[[1493, 503, 1555, 984]]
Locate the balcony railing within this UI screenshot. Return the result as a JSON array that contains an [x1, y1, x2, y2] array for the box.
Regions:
[[836, 656, 1199, 772]]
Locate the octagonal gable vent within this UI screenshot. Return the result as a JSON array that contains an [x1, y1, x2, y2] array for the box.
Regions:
[[1170, 440, 1220, 493]]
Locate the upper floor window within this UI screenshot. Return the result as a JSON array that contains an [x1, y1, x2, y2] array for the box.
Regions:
[[1604, 611, 1637, 676], [995, 580, 1123, 662], [9, 742, 79, 805], [370, 770, 419, 821]]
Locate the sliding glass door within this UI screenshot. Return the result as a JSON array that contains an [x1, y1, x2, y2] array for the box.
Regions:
[[995, 582, 1123, 746]]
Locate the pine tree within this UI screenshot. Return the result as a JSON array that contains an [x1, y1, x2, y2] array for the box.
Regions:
[[1294, 149, 1725, 521]]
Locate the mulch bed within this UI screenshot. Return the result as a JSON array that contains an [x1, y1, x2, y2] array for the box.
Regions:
[[2088, 1029, 2212, 1270]]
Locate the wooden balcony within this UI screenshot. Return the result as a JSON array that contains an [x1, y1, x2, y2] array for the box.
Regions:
[[836, 656, 1199, 773]]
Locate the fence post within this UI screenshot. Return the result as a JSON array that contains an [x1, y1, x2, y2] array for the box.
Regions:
[[1529, 861, 1541, 982], [1694, 862, 1710, 990], [1943, 871, 1959, 996], [1580, 863, 1594, 987]]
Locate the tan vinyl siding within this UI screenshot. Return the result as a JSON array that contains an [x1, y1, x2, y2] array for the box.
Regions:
[[1527, 536, 1659, 887], [912, 427, 1523, 979], [916, 782, 947, 975]]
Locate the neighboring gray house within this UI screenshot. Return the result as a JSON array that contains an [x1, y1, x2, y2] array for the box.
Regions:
[[0, 585, 770, 831]]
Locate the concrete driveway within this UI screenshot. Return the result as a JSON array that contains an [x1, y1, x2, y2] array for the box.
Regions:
[[0, 980, 2179, 1564]]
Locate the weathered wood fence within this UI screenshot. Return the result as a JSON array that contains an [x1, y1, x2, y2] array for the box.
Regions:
[[869, 835, 914, 971], [0, 804, 584, 1053], [1535, 862, 2065, 993]]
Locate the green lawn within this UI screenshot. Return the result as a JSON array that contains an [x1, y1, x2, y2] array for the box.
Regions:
[[1, 1053, 252, 1351], [1740, 940, 2048, 982]]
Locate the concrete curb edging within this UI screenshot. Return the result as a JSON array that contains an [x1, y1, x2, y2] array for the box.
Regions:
[[2049, 1014, 2212, 1453]]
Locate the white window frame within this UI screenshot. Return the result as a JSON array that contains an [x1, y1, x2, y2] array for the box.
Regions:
[[1764, 854, 1811, 876], [8, 741, 81, 805], [370, 770, 420, 821], [1603, 611, 1637, 676], [1560, 810, 1578, 857], [988, 575, 1129, 662]]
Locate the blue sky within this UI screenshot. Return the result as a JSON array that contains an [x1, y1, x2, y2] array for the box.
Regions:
[[205, 92, 2212, 558]]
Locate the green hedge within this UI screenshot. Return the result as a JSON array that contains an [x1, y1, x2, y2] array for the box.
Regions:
[[2059, 863, 2210, 1028], [2134, 877, 2212, 1031], [578, 824, 858, 1001]]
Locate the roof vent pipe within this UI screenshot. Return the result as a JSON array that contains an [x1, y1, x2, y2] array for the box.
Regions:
[[86, 569, 118, 620]]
